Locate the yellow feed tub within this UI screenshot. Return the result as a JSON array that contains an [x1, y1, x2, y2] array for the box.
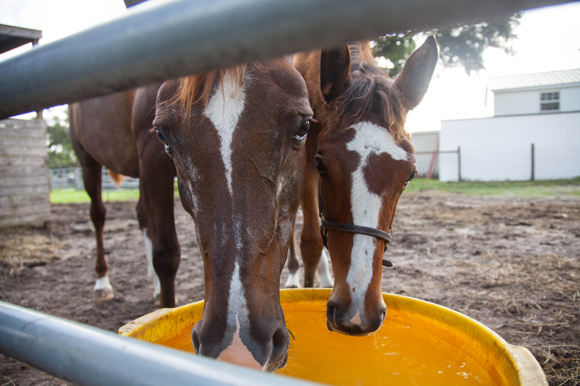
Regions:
[[119, 289, 546, 386]]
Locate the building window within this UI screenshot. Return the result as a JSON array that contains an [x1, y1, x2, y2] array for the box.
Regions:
[[540, 92, 560, 111]]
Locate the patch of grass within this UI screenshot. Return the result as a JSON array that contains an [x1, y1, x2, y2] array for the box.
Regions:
[[50, 189, 140, 204], [51, 178, 580, 203], [405, 178, 580, 198]]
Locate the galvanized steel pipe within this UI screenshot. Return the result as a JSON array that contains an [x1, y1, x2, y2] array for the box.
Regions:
[[0, 0, 575, 118], [0, 301, 317, 386]]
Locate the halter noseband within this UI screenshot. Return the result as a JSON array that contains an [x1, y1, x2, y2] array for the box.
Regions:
[[318, 179, 393, 268]]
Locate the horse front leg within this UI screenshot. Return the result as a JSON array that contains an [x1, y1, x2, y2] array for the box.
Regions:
[[300, 163, 327, 288], [139, 151, 180, 308], [136, 194, 161, 304]]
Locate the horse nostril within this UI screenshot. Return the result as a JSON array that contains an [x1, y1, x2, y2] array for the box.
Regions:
[[268, 327, 290, 371], [326, 301, 338, 326], [272, 327, 287, 348], [369, 307, 387, 332], [191, 327, 201, 354]]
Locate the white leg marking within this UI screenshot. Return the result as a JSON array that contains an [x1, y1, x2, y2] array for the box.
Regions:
[[345, 121, 406, 318], [316, 249, 334, 288], [93, 275, 113, 291], [142, 229, 161, 299], [285, 270, 301, 288], [204, 72, 247, 196]]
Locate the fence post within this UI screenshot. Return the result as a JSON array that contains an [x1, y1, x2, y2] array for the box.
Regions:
[[531, 143, 535, 181], [457, 146, 461, 182]]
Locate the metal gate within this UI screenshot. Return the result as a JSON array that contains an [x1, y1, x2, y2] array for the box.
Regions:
[[0, 0, 573, 384]]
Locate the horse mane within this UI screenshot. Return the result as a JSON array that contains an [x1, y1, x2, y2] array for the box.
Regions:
[[334, 42, 409, 143], [169, 65, 247, 118]]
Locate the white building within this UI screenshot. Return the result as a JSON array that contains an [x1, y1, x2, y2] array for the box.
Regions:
[[439, 68, 580, 181], [410, 130, 439, 178]]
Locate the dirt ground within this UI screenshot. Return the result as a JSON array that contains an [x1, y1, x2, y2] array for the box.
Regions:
[[1, 191, 578, 386]]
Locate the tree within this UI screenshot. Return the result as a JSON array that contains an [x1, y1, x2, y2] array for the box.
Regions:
[[46, 113, 77, 169], [373, 12, 522, 76]]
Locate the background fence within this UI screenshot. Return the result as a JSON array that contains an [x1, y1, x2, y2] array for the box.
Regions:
[[440, 112, 580, 181], [49, 167, 140, 191]]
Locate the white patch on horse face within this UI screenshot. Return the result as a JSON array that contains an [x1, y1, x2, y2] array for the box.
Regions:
[[345, 121, 407, 319], [142, 229, 160, 298], [222, 261, 261, 368], [204, 73, 247, 196], [217, 318, 261, 370], [93, 275, 113, 291]]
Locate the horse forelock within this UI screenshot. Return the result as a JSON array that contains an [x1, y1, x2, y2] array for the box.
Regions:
[[332, 43, 409, 144], [168, 65, 247, 119]]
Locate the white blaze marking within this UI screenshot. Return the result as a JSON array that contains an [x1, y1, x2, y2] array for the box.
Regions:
[[204, 73, 246, 196], [345, 121, 407, 322], [221, 261, 262, 369], [217, 318, 261, 370], [350, 311, 362, 325], [142, 229, 160, 298], [93, 275, 113, 291]]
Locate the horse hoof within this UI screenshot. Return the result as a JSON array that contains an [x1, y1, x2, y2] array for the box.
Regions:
[[92, 288, 114, 302], [286, 284, 300, 289]]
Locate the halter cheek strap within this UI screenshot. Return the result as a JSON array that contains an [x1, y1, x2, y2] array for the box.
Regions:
[[318, 178, 394, 268]]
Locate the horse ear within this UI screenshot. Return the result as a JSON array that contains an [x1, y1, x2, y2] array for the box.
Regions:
[[320, 45, 351, 103], [394, 36, 439, 110]]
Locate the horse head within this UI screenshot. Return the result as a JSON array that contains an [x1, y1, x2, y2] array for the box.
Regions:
[[154, 60, 312, 370], [312, 37, 438, 335]]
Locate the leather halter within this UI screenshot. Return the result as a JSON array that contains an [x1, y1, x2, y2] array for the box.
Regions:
[[318, 178, 393, 268]]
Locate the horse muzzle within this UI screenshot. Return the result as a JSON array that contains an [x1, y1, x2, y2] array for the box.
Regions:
[[326, 299, 386, 336], [191, 319, 290, 372]]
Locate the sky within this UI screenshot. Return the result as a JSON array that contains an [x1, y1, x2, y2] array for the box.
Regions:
[[1, 0, 580, 130]]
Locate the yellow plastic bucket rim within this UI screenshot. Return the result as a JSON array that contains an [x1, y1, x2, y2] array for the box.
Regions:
[[120, 289, 546, 386]]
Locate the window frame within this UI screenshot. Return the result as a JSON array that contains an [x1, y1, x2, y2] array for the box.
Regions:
[[540, 91, 560, 111]]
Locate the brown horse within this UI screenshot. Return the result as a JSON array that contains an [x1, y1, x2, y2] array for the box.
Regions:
[[153, 59, 311, 370], [287, 37, 438, 336], [69, 83, 179, 307]]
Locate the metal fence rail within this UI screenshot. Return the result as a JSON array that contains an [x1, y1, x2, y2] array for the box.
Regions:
[[0, 301, 318, 386], [0, 0, 573, 118], [50, 167, 140, 190]]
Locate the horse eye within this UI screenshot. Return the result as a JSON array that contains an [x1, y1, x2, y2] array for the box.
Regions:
[[294, 119, 310, 141], [405, 169, 417, 186], [155, 127, 165, 142], [299, 120, 310, 137], [315, 157, 325, 175]]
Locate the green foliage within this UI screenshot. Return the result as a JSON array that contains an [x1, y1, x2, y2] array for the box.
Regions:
[[372, 32, 416, 77], [437, 13, 521, 74], [373, 13, 521, 76], [46, 113, 77, 169]]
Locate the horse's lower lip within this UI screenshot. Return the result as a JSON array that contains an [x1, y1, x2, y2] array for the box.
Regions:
[[266, 352, 288, 372], [326, 320, 371, 337], [327, 320, 335, 332]]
